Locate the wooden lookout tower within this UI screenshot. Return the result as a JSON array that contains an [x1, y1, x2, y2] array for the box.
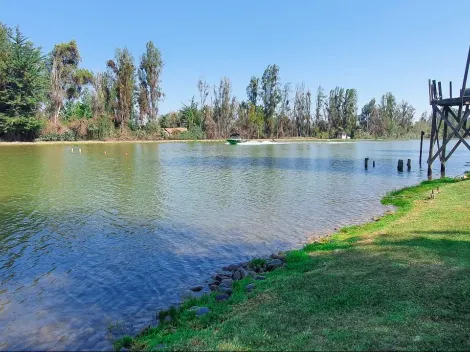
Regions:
[[427, 46, 470, 178]]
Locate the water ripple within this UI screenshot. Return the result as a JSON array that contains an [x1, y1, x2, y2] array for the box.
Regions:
[[0, 140, 469, 350]]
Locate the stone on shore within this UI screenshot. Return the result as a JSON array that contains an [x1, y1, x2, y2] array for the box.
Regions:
[[245, 283, 255, 292], [268, 258, 283, 266], [163, 315, 173, 323], [228, 263, 239, 272], [196, 307, 210, 317], [248, 270, 257, 277], [255, 275, 266, 280], [190, 285, 203, 292], [181, 290, 194, 299], [267, 258, 283, 271], [232, 270, 241, 281], [215, 274, 231, 282], [219, 278, 233, 288], [239, 267, 249, 278], [215, 293, 230, 302], [209, 284, 218, 292], [218, 287, 233, 295]]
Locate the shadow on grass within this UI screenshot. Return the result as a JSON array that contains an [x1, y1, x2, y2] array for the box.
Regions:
[[413, 230, 470, 236]]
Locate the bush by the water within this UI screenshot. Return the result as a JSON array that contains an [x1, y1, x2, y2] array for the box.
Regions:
[[0, 115, 44, 141], [173, 126, 205, 140]]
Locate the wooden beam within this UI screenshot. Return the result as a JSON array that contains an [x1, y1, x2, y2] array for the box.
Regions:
[[428, 104, 438, 177], [428, 79, 432, 104], [445, 106, 470, 161], [419, 131, 425, 167], [438, 81, 443, 100], [435, 96, 470, 106], [438, 112, 470, 151], [450, 81, 453, 98], [435, 116, 442, 160], [460, 46, 470, 99], [432, 80, 438, 100], [429, 107, 470, 164], [441, 106, 448, 176]]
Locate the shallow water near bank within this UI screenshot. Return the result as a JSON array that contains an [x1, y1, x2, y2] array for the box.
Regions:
[[0, 140, 468, 350]]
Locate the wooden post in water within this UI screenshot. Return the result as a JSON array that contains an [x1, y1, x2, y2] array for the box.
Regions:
[[428, 107, 437, 177], [364, 158, 369, 170], [397, 159, 404, 172], [441, 106, 448, 177], [407, 159, 411, 171], [419, 131, 424, 167], [373, 160, 375, 168]]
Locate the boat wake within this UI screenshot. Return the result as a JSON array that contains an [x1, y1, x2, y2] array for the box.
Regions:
[[225, 140, 287, 145]]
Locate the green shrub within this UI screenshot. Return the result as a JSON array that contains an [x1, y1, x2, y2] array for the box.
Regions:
[[176, 126, 205, 140], [0, 115, 44, 141], [145, 120, 160, 134], [127, 120, 139, 132], [38, 130, 76, 141], [88, 116, 114, 140]]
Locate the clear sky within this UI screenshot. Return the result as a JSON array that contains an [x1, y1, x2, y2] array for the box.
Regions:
[[2, 0, 469, 118]]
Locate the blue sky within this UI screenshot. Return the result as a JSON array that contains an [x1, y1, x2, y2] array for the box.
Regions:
[[2, 0, 469, 118]]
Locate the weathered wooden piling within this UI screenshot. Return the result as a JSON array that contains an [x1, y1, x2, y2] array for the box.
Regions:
[[364, 158, 369, 169], [397, 159, 404, 172], [419, 131, 424, 167], [373, 160, 375, 168], [427, 46, 470, 179], [407, 159, 411, 171]]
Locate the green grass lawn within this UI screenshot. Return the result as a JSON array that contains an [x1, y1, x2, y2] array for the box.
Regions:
[[118, 177, 470, 351]]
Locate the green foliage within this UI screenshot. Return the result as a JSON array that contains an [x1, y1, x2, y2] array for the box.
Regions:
[[177, 126, 205, 140], [107, 48, 135, 129], [127, 119, 139, 131], [38, 130, 75, 141], [62, 90, 93, 120], [246, 76, 259, 105], [260, 64, 281, 137], [0, 21, 432, 142], [249, 258, 266, 267], [159, 112, 180, 128], [157, 305, 178, 321], [179, 98, 202, 130], [113, 335, 133, 351], [248, 103, 264, 138], [0, 24, 47, 141], [0, 115, 44, 141], [144, 120, 160, 134], [138, 41, 164, 122], [357, 93, 421, 138], [87, 115, 114, 140], [49, 40, 84, 124]]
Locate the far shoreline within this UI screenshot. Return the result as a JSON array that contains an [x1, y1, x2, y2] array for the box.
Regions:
[[0, 137, 417, 147]]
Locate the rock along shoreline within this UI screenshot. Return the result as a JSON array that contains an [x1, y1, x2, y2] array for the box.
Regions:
[[155, 252, 287, 324]]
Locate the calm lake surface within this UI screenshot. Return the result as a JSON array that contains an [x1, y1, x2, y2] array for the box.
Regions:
[[1, 140, 469, 350]]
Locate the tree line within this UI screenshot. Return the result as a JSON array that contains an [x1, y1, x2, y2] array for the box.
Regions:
[[0, 23, 430, 142]]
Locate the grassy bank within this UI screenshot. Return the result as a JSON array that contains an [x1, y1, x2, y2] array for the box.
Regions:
[[117, 176, 470, 351]]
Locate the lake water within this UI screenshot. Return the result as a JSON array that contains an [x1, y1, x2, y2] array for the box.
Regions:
[[1, 140, 469, 350]]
